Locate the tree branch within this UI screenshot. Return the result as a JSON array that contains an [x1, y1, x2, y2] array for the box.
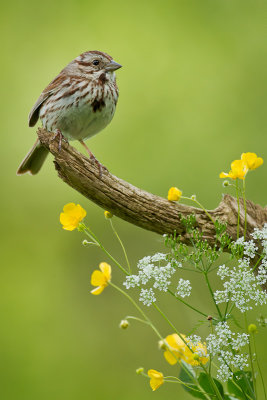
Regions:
[[38, 128, 267, 246]]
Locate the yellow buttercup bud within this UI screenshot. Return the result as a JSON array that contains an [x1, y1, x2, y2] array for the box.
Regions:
[[120, 319, 129, 329], [168, 187, 182, 201], [248, 324, 258, 334], [158, 339, 167, 350], [136, 367, 144, 375], [104, 210, 113, 219]]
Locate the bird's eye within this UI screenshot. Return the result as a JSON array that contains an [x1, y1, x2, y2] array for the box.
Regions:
[[93, 60, 100, 66]]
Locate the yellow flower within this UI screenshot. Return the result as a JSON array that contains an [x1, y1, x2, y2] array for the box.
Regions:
[[241, 152, 263, 170], [162, 333, 209, 367], [147, 369, 164, 391], [60, 203, 86, 231], [220, 159, 248, 180], [90, 262, 111, 295], [104, 210, 113, 219], [168, 187, 182, 201]]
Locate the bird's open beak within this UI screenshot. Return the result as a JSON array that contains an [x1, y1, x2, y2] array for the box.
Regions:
[[105, 60, 122, 72]]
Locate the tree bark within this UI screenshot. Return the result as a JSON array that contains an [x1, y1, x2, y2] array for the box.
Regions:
[[37, 128, 267, 247]]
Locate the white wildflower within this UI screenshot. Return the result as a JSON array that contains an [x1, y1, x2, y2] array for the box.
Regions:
[[217, 264, 230, 280], [123, 275, 140, 289], [139, 288, 156, 306], [151, 253, 167, 262], [231, 333, 249, 351], [243, 240, 258, 259], [214, 257, 267, 312], [175, 279, 192, 298]]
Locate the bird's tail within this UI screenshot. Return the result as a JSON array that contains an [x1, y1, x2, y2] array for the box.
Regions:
[[17, 139, 49, 175]]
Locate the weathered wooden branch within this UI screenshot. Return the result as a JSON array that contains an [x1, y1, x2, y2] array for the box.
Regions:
[[38, 128, 267, 248]]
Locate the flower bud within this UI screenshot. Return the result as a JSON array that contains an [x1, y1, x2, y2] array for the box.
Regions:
[[104, 210, 113, 219], [136, 367, 144, 375], [193, 353, 200, 361], [168, 187, 182, 201], [190, 194, 196, 201], [248, 324, 258, 334], [158, 339, 167, 350], [119, 319, 129, 329], [223, 180, 229, 187]]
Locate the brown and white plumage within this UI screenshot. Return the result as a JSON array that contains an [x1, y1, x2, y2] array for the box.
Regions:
[[17, 51, 121, 175]]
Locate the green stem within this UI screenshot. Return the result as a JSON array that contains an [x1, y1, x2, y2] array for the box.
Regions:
[[200, 363, 224, 400], [235, 180, 240, 239], [203, 272, 222, 319], [109, 282, 162, 338], [83, 228, 129, 275], [109, 219, 131, 274], [252, 332, 267, 399], [244, 313, 257, 399], [168, 289, 209, 318], [243, 179, 247, 239], [182, 196, 215, 225]]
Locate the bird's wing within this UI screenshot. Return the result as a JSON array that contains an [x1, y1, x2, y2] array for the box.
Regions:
[[28, 73, 67, 127]]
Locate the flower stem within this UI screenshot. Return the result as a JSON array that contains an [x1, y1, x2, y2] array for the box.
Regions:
[[251, 331, 267, 399], [167, 289, 209, 318], [109, 282, 162, 338], [182, 196, 215, 225], [244, 313, 257, 399], [109, 219, 131, 273], [243, 179, 247, 239], [83, 228, 129, 275], [235, 180, 240, 239], [203, 272, 222, 319]]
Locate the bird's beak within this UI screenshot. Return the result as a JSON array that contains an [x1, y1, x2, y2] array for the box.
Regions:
[[105, 60, 122, 72]]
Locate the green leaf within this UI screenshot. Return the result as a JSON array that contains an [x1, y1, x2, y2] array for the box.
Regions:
[[179, 362, 225, 399], [198, 373, 224, 397], [227, 371, 255, 400]]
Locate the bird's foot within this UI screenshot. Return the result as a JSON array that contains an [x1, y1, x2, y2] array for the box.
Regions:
[[51, 129, 69, 152], [89, 153, 108, 178], [79, 140, 108, 177]]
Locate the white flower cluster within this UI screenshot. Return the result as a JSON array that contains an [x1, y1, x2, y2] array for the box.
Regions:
[[215, 225, 267, 313], [175, 279, 192, 298], [251, 223, 267, 255], [206, 322, 249, 381], [123, 253, 179, 306], [215, 257, 267, 312], [139, 288, 156, 307]]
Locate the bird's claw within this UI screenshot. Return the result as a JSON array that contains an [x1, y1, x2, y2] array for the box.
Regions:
[[51, 129, 69, 152]]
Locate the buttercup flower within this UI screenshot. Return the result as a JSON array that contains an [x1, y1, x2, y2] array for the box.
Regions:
[[104, 210, 113, 219], [241, 152, 263, 170], [147, 369, 164, 391], [162, 333, 209, 366], [60, 203, 86, 231], [220, 159, 248, 180], [90, 262, 111, 295], [168, 187, 182, 201]]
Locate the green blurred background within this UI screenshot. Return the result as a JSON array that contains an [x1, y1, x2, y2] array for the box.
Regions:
[[1, 0, 267, 399]]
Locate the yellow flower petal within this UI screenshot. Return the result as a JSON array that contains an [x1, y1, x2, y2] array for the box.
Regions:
[[99, 262, 111, 281], [162, 333, 209, 367], [168, 187, 182, 201], [91, 270, 107, 287], [91, 285, 105, 295], [60, 203, 87, 230], [241, 152, 263, 170], [163, 349, 179, 365], [219, 172, 230, 178], [148, 370, 164, 391], [90, 263, 111, 295]]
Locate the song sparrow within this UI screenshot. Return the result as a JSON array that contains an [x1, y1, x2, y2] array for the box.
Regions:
[[17, 50, 122, 175]]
